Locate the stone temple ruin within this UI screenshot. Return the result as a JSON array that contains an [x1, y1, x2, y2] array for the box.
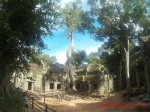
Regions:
[[11, 62, 113, 96], [75, 64, 113, 95]]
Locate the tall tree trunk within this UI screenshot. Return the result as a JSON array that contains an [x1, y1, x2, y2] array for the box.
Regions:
[[14, 73, 16, 88], [135, 63, 141, 91], [61, 74, 66, 91], [143, 58, 150, 97], [65, 31, 76, 91], [1, 73, 10, 95], [65, 78, 69, 91], [88, 80, 91, 93], [139, 37, 150, 98], [125, 37, 131, 101], [147, 61, 150, 98], [119, 62, 122, 90]]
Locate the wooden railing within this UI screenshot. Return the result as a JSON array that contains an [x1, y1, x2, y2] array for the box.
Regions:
[[28, 96, 56, 112]]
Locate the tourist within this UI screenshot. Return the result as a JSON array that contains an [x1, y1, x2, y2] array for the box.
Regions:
[[56, 92, 61, 102], [23, 90, 28, 95], [23, 94, 28, 112]]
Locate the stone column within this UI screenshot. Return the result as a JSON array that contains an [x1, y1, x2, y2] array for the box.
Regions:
[[54, 82, 57, 90]]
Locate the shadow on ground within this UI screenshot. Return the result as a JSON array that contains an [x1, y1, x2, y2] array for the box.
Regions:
[[42, 90, 142, 112]]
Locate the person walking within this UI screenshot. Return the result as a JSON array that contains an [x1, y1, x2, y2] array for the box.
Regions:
[[23, 94, 28, 112]]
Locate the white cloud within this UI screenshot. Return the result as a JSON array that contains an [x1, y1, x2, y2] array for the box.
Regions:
[[55, 51, 67, 64], [60, 0, 73, 4], [59, 0, 89, 10], [48, 47, 68, 64], [59, 0, 74, 7], [51, 44, 102, 64], [85, 44, 102, 55]]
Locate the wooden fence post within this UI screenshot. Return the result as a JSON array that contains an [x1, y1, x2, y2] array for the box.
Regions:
[[45, 104, 48, 112], [44, 94, 45, 103], [32, 97, 34, 109], [82, 93, 84, 100]]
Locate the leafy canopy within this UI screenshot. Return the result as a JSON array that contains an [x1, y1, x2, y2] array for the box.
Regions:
[[0, 0, 59, 83], [72, 50, 86, 68], [59, 1, 94, 36]]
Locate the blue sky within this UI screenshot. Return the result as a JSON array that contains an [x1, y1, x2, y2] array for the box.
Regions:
[[42, 0, 102, 64]]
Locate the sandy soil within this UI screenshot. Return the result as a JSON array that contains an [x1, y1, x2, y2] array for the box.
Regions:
[[28, 90, 142, 112]]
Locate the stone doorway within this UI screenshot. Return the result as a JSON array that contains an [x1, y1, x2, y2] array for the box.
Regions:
[[28, 82, 32, 90]]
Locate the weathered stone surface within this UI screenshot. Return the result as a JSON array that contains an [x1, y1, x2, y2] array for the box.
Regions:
[[12, 62, 113, 96], [75, 64, 113, 95]]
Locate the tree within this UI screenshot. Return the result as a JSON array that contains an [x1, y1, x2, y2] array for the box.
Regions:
[[130, 43, 143, 91], [38, 54, 57, 64], [139, 36, 150, 97], [59, 1, 93, 91], [101, 43, 125, 90], [0, 0, 59, 94], [86, 52, 101, 64], [87, 0, 150, 101], [72, 50, 86, 69]]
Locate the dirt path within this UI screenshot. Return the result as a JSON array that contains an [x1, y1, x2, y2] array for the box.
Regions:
[[28, 90, 140, 112], [28, 107, 36, 112], [28, 106, 37, 112]]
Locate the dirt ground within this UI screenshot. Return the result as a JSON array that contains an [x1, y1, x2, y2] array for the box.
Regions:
[[28, 90, 143, 112]]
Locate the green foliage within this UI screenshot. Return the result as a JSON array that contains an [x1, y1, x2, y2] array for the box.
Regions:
[[34, 53, 57, 64], [46, 75, 61, 81], [0, 0, 59, 90], [59, 1, 93, 36], [0, 89, 24, 112], [62, 2, 82, 30], [44, 63, 64, 81], [60, 2, 83, 33], [139, 36, 150, 59], [89, 75, 101, 81], [88, 0, 150, 41], [86, 52, 102, 64], [76, 76, 83, 81], [87, 0, 150, 93], [76, 75, 101, 82], [72, 50, 87, 68]]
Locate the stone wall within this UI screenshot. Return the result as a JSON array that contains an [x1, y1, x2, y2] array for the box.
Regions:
[[12, 63, 113, 95], [75, 64, 113, 95]]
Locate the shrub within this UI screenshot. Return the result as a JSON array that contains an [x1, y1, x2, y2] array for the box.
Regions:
[[0, 89, 24, 112]]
